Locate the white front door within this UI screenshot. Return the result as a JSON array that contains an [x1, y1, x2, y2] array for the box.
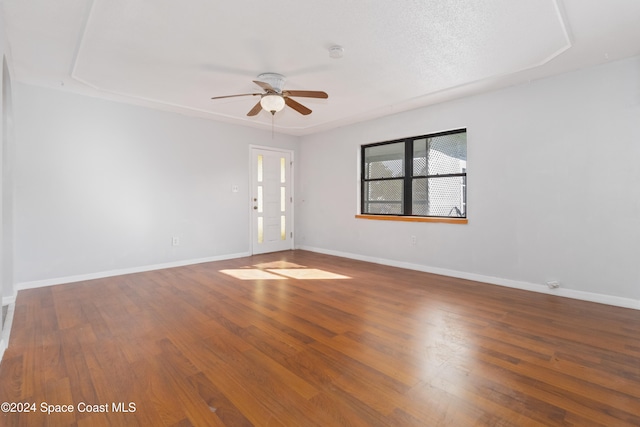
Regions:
[[250, 147, 293, 254]]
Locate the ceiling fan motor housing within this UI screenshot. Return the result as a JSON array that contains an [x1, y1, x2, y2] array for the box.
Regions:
[[257, 73, 286, 93]]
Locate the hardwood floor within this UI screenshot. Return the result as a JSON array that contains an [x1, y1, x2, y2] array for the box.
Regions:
[[0, 250, 638, 426]]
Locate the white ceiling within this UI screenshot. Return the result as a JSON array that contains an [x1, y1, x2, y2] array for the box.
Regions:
[[2, 0, 640, 135]]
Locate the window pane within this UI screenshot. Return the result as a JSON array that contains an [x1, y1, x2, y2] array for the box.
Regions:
[[363, 180, 403, 214], [413, 138, 427, 176], [426, 132, 467, 176], [257, 154, 263, 182], [412, 176, 466, 217], [257, 217, 264, 243], [364, 142, 404, 179], [281, 215, 286, 240]]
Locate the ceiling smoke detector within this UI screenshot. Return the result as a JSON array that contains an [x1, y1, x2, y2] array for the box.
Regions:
[[329, 45, 344, 59]]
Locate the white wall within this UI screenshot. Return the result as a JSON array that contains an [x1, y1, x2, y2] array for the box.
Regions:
[[0, 12, 15, 358], [2, 57, 15, 305], [0, 17, 5, 309], [298, 55, 640, 307], [13, 83, 298, 286]]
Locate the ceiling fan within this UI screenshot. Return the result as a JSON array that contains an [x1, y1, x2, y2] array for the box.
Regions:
[[211, 73, 328, 116]]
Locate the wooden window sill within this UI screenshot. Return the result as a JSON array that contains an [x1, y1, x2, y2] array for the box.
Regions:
[[355, 214, 468, 224]]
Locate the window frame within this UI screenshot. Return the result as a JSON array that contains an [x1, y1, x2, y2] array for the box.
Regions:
[[360, 128, 467, 220]]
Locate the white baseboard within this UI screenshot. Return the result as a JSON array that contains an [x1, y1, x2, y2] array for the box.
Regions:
[[15, 251, 251, 291], [298, 245, 640, 311]]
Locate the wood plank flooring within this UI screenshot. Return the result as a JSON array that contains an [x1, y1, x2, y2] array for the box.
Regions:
[[0, 250, 638, 426]]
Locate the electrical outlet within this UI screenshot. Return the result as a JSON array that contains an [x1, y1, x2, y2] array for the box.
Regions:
[[411, 235, 417, 246], [172, 236, 180, 246], [546, 280, 560, 289]]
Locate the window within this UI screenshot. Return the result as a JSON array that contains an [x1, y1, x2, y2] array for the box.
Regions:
[[361, 129, 467, 218]]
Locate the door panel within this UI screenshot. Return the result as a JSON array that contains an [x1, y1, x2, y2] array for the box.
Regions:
[[251, 148, 292, 254]]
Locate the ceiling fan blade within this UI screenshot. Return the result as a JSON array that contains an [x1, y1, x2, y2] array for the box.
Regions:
[[246, 101, 263, 116], [211, 93, 260, 100], [253, 80, 276, 93], [285, 97, 312, 115], [283, 90, 328, 99]]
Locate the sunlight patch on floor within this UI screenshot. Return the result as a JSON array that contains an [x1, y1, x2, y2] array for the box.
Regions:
[[219, 269, 284, 280], [219, 265, 351, 280], [252, 261, 306, 269], [267, 268, 350, 280]]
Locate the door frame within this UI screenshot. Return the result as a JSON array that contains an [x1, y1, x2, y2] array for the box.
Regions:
[[249, 145, 295, 255]]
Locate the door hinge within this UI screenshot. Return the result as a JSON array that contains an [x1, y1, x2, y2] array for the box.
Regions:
[[290, 232, 293, 238]]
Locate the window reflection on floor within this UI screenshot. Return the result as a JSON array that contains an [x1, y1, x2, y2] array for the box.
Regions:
[[252, 261, 306, 269], [266, 269, 350, 280], [219, 269, 284, 280], [220, 262, 351, 280]]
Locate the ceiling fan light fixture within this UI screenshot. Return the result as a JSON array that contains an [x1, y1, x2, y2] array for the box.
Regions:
[[260, 94, 285, 114]]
